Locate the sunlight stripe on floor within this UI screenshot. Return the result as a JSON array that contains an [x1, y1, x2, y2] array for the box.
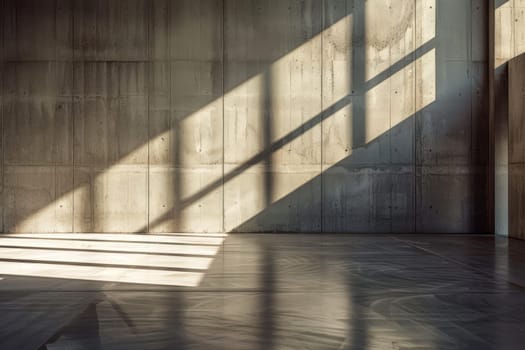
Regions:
[[0, 261, 203, 287], [0, 238, 220, 256], [2, 233, 226, 245], [0, 247, 213, 270]]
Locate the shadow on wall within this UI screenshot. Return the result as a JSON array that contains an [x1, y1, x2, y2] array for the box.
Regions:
[[233, 112, 487, 234], [495, 62, 509, 236], [0, 0, 488, 233], [496, 0, 510, 8], [0, 0, 347, 233]]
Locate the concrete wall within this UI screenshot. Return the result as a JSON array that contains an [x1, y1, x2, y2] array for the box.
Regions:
[[508, 54, 525, 239], [494, 0, 525, 236], [0, 0, 489, 233]]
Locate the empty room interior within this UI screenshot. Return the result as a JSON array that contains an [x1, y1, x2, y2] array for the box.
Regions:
[[1, 0, 525, 349]]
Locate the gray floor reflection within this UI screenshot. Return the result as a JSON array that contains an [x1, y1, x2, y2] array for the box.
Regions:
[[44, 299, 103, 350], [1, 234, 525, 349]]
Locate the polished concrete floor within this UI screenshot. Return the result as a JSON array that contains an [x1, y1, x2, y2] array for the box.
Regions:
[[0, 234, 525, 350]]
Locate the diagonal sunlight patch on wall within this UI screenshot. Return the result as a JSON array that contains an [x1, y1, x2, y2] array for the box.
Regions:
[[149, 15, 331, 232], [223, 53, 436, 231], [0, 233, 226, 287], [151, 15, 436, 232], [9, 10, 347, 233], [495, 0, 516, 69], [9, 2, 436, 234]]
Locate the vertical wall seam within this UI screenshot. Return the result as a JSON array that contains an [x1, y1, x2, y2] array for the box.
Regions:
[[91, 1, 95, 231], [413, 0, 417, 233], [146, 0, 150, 233], [168, 0, 172, 234], [1, 0, 4, 232], [320, 0, 324, 233], [54, 0, 59, 232], [512, 0, 516, 59], [488, 0, 494, 233], [387, 4, 391, 234], [470, 1, 474, 168], [222, 0, 226, 234], [71, 0, 75, 233]]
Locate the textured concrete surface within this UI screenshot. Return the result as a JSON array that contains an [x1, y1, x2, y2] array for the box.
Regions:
[[508, 54, 525, 239], [494, 0, 525, 236], [0, 0, 489, 233]]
